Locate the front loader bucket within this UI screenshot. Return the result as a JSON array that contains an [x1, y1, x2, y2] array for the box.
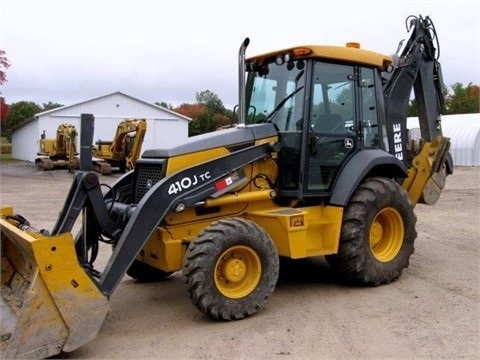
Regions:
[[1, 208, 109, 359]]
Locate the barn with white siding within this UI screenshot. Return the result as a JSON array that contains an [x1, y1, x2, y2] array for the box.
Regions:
[[408, 113, 480, 166], [11, 91, 191, 162]]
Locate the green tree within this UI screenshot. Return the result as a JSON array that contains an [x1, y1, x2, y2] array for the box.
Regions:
[[0, 49, 11, 123], [211, 113, 231, 129], [407, 98, 418, 117], [174, 103, 208, 136], [2, 101, 41, 140], [155, 101, 174, 110], [196, 90, 225, 114], [179, 90, 229, 136], [407, 83, 449, 117], [0, 97, 8, 122], [0, 49, 10, 91], [42, 101, 63, 111], [445, 82, 480, 114], [193, 111, 213, 136]]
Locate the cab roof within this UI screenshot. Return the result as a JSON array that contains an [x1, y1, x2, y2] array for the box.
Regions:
[[247, 44, 393, 70]]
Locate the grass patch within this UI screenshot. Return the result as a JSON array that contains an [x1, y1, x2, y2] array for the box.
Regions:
[[0, 137, 11, 155], [0, 153, 15, 162]]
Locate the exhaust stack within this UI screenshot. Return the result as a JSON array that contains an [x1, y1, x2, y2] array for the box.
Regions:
[[237, 38, 250, 127]]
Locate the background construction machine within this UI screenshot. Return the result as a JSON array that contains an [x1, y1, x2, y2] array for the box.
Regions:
[[1, 15, 452, 359], [91, 118, 147, 175], [35, 123, 79, 172]]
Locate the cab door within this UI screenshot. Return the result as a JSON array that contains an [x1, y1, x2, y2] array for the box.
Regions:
[[305, 62, 357, 192]]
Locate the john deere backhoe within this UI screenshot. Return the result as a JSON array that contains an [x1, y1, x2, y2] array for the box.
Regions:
[[1, 15, 452, 358], [91, 118, 147, 175], [35, 123, 79, 172]]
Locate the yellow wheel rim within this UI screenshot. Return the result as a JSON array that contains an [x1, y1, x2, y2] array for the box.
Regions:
[[369, 207, 404, 262], [214, 245, 261, 299]]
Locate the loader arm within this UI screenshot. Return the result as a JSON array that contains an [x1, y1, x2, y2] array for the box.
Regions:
[[383, 15, 451, 205], [18, 138, 273, 296], [99, 141, 274, 294]]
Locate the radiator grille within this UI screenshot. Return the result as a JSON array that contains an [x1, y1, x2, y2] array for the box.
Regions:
[[134, 161, 166, 203]]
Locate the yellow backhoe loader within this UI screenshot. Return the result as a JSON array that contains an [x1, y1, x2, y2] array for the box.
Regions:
[[91, 118, 147, 175], [35, 123, 79, 172], [1, 15, 452, 359]]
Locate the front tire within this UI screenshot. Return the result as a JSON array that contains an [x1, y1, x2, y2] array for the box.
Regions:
[[182, 218, 279, 320], [326, 177, 417, 286]]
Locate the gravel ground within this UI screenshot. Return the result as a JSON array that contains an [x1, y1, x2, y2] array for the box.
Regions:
[[1, 161, 479, 360]]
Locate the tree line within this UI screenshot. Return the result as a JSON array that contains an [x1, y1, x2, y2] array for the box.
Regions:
[[0, 89, 235, 140], [407, 83, 480, 117], [1, 49, 478, 141]]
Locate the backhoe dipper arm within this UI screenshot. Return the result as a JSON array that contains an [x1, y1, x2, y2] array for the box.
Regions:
[[383, 15, 445, 165], [99, 141, 275, 295], [125, 120, 146, 169], [109, 122, 129, 157], [383, 15, 451, 206]]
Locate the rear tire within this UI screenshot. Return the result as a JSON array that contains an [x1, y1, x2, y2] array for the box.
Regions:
[[326, 177, 417, 286], [183, 218, 279, 320]]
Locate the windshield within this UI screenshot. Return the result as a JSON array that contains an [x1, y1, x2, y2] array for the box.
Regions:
[[246, 60, 306, 131]]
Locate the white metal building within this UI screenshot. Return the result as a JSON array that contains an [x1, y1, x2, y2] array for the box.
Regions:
[[408, 113, 480, 166], [11, 91, 191, 162]]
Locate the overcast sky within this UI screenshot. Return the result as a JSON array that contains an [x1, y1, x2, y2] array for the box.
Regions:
[[1, 0, 479, 110]]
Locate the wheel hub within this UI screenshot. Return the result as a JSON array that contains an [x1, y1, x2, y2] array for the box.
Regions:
[[370, 221, 383, 247], [223, 258, 247, 283], [214, 245, 261, 299], [369, 207, 404, 262]]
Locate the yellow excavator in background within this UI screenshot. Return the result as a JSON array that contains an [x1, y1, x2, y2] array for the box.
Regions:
[[35, 123, 79, 172], [91, 118, 147, 175], [1, 15, 452, 359]]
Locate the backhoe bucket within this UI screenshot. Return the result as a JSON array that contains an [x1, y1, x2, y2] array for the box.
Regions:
[[1, 208, 109, 359]]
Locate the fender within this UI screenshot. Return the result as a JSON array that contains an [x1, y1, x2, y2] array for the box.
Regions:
[[330, 149, 407, 206]]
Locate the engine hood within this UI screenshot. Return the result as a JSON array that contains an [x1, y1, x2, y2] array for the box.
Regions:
[[142, 123, 278, 158]]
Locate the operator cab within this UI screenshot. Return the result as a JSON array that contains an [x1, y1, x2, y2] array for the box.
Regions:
[[245, 49, 386, 199]]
